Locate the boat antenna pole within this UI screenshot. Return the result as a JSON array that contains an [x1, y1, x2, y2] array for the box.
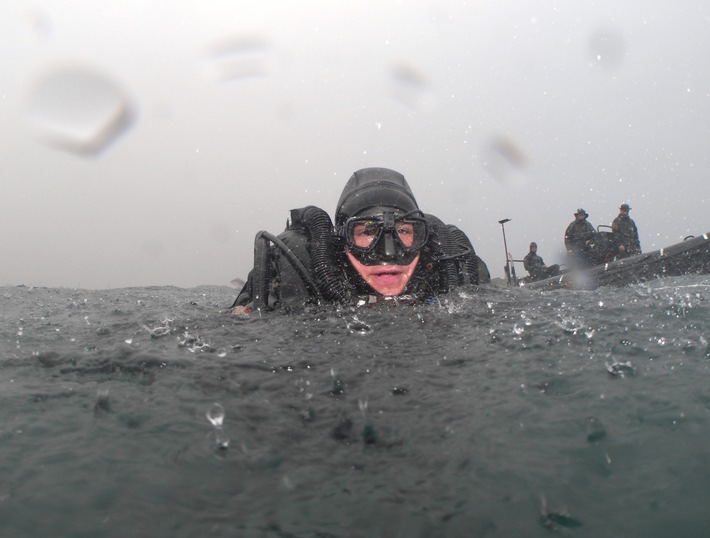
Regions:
[[499, 218, 513, 286]]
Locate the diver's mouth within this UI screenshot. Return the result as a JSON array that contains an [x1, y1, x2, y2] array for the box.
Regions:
[[370, 268, 403, 276]]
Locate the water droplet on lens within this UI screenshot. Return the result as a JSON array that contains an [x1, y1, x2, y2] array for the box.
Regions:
[[27, 66, 134, 156], [483, 136, 528, 187], [390, 62, 436, 111], [206, 403, 225, 427], [205, 34, 271, 83]]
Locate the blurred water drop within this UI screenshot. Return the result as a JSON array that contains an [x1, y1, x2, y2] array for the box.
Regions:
[[362, 424, 377, 445], [205, 35, 271, 82], [213, 429, 230, 449], [358, 398, 368, 415], [27, 10, 53, 37], [27, 66, 134, 156], [585, 416, 606, 443], [539, 495, 583, 531], [206, 403, 225, 427], [390, 62, 436, 111], [330, 378, 345, 396], [482, 136, 528, 187], [588, 27, 626, 69], [95, 387, 111, 413]]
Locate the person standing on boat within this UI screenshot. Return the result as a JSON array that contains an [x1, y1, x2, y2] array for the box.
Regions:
[[611, 203, 641, 257], [564, 208, 596, 267], [523, 242, 560, 280]]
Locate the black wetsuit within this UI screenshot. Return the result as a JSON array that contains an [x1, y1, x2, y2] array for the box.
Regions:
[[523, 251, 546, 279]]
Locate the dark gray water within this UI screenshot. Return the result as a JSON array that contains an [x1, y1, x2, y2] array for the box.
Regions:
[[2, 279, 710, 537]]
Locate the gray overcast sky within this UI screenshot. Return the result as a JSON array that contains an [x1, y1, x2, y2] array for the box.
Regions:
[[1, 1, 709, 289]]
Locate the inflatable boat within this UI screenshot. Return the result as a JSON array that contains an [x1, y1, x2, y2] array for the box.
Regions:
[[520, 232, 710, 290]]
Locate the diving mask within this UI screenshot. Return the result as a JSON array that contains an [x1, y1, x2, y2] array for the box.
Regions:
[[340, 210, 429, 266]]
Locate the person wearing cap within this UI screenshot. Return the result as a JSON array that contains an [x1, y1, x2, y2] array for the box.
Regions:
[[611, 203, 641, 257], [231, 167, 489, 313], [523, 242, 560, 280], [564, 208, 597, 267]]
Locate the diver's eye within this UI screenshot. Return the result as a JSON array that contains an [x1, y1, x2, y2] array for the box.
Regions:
[[351, 222, 379, 248], [395, 223, 415, 247]]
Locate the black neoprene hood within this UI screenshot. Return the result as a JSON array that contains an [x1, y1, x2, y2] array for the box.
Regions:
[[335, 168, 419, 225]]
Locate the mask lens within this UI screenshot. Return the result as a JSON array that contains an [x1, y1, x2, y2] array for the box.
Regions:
[[395, 219, 427, 250], [350, 220, 381, 249]]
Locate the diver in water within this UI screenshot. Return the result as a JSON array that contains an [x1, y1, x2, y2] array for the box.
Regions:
[[231, 167, 489, 313]]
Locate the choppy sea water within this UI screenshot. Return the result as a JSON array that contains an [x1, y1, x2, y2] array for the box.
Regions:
[[2, 278, 710, 538]]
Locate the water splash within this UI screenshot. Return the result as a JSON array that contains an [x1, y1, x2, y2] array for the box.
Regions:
[[26, 66, 134, 156], [141, 322, 171, 338], [605, 360, 635, 378], [178, 331, 211, 352], [206, 403, 225, 427], [346, 316, 372, 335], [555, 316, 586, 335], [206, 403, 229, 449]]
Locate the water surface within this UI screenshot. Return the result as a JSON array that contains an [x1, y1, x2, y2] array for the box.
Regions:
[[2, 279, 710, 537]]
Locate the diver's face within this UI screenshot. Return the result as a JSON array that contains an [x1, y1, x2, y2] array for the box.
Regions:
[[346, 250, 419, 296]]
